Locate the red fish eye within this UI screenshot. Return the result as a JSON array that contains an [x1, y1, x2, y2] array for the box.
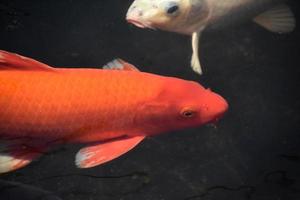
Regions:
[[181, 110, 196, 118]]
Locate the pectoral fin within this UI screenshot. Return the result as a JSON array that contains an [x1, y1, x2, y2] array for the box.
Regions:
[[0, 140, 46, 173], [191, 30, 203, 75], [75, 136, 145, 168], [253, 4, 296, 33]]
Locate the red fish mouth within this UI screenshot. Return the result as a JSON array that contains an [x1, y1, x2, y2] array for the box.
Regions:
[[126, 18, 154, 29], [205, 98, 228, 127]]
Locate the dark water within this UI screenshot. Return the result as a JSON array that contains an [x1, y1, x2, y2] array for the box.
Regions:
[[0, 0, 300, 200]]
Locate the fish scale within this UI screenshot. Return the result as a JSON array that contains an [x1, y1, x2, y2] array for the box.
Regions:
[[0, 50, 228, 173], [0, 70, 163, 139], [208, 0, 283, 29]]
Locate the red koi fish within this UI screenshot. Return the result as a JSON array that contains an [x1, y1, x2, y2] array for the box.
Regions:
[[0, 50, 228, 173]]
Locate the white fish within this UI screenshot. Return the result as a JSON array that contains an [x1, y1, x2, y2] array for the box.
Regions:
[[126, 0, 296, 74]]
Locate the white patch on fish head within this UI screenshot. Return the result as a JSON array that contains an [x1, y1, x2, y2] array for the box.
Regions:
[[126, 0, 210, 34], [126, 0, 187, 31]]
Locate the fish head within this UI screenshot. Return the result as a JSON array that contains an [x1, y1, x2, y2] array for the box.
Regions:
[[126, 0, 210, 34], [137, 78, 228, 135]]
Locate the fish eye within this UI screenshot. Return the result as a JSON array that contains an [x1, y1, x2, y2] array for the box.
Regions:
[[165, 2, 179, 15], [181, 109, 196, 118]]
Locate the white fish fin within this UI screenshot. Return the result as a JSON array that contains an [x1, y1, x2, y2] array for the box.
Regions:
[[0, 140, 44, 173], [253, 4, 296, 33], [75, 136, 145, 168], [0, 50, 55, 71], [102, 58, 140, 71], [191, 30, 203, 75]]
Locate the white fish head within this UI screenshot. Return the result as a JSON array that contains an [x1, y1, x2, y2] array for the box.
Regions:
[[126, 0, 210, 34]]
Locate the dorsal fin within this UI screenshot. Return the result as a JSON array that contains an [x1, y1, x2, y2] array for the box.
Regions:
[[0, 50, 55, 71], [102, 58, 140, 71], [253, 4, 296, 33]]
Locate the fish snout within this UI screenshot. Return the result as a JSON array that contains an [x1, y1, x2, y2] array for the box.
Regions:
[[126, 6, 154, 29], [201, 92, 228, 124]]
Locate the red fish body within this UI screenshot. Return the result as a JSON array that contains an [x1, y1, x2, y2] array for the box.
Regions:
[[0, 50, 228, 173]]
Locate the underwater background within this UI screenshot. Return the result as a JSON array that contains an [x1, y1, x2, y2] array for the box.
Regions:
[[0, 0, 299, 199]]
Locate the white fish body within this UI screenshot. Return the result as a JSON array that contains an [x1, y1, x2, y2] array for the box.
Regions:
[[206, 0, 288, 29], [126, 0, 296, 74]]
